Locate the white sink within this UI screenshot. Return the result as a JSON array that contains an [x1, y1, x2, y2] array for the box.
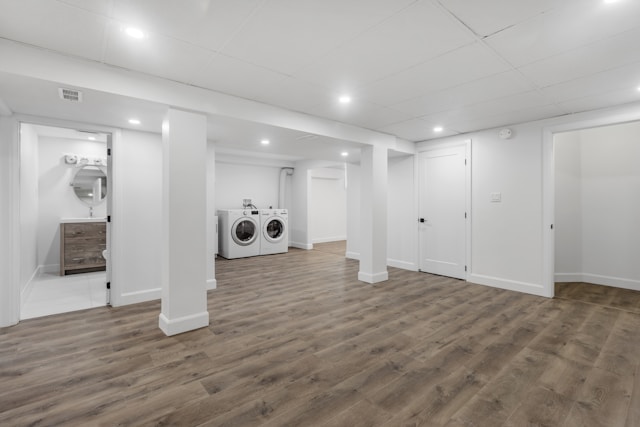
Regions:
[[60, 217, 107, 223]]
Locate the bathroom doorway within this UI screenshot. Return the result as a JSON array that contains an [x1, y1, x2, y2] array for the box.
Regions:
[[19, 122, 112, 319]]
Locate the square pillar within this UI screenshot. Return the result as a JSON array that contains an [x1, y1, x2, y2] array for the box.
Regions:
[[358, 145, 389, 283], [159, 108, 209, 336]]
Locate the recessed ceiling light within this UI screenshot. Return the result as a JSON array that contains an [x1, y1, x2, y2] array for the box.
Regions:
[[433, 126, 444, 132], [125, 27, 145, 39], [88, 136, 96, 141], [261, 139, 270, 145], [341, 151, 349, 157], [128, 118, 141, 125], [338, 95, 351, 104]]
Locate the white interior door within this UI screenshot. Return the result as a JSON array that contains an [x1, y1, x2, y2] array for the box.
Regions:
[[419, 146, 467, 279]]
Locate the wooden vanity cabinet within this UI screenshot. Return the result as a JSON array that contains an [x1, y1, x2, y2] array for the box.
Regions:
[[60, 222, 107, 276]]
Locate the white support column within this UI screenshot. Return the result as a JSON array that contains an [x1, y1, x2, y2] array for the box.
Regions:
[[358, 145, 389, 283], [0, 116, 20, 327], [159, 108, 209, 336]]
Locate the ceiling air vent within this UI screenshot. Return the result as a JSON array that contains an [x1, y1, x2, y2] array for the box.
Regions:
[[58, 88, 83, 102]]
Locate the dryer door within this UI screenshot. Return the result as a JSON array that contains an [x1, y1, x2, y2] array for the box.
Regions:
[[263, 217, 285, 243], [232, 217, 258, 246]]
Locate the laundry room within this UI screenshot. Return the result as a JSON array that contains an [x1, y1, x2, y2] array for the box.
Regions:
[[215, 150, 350, 259]]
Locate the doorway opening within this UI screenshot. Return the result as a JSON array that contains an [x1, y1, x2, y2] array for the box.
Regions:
[[552, 120, 640, 296], [18, 123, 112, 319], [309, 165, 348, 247]]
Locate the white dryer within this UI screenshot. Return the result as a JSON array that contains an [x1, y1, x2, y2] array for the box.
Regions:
[[217, 209, 261, 259], [260, 209, 288, 255]]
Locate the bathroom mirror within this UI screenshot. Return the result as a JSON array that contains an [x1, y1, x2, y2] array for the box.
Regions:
[[71, 165, 107, 206]]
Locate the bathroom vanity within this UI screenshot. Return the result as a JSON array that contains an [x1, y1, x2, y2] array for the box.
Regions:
[[59, 219, 107, 276]]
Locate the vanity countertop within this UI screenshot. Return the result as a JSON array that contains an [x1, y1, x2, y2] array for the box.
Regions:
[[60, 217, 107, 223]]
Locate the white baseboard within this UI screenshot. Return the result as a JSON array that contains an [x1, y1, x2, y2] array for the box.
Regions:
[[159, 311, 210, 336], [207, 279, 217, 290], [38, 264, 59, 275], [290, 241, 313, 250], [115, 288, 161, 306], [344, 252, 417, 272], [468, 273, 551, 298], [358, 270, 389, 284], [312, 236, 347, 244], [21, 267, 40, 306], [554, 273, 583, 283], [556, 272, 640, 292], [387, 258, 418, 272], [346, 251, 359, 260]]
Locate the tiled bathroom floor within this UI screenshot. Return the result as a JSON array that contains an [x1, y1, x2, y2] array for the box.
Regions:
[[21, 271, 107, 319]]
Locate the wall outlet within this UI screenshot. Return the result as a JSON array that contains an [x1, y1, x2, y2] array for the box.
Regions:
[[490, 192, 502, 203]]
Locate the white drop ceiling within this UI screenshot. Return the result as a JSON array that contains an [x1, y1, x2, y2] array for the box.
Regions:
[[1, 0, 639, 162]]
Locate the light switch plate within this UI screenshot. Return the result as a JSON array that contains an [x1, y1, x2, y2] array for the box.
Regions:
[[490, 192, 502, 202]]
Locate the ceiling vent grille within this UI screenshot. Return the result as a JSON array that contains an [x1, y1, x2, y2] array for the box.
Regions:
[[58, 88, 83, 102]]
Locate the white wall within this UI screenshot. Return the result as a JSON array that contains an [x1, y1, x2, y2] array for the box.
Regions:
[[555, 122, 640, 289], [37, 135, 107, 270], [346, 163, 360, 260], [19, 124, 38, 298], [309, 167, 346, 244], [110, 129, 163, 305], [346, 156, 418, 270], [215, 160, 283, 210], [555, 131, 583, 275], [417, 124, 546, 295], [387, 156, 418, 271], [206, 141, 216, 287]]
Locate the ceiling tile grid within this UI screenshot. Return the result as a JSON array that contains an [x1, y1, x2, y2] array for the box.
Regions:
[[516, 26, 640, 89], [219, 0, 417, 76], [0, 0, 108, 62], [1, 0, 640, 150], [359, 42, 511, 107], [485, 0, 640, 68]]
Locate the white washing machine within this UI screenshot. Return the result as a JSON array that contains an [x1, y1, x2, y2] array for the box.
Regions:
[[260, 209, 288, 255], [217, 209, 261, 259]]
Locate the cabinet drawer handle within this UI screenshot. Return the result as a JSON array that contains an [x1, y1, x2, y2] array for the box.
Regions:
[[72, 257, 84, 261]]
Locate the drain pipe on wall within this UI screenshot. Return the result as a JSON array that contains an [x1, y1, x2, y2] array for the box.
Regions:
[[278, 167, 294, 209]]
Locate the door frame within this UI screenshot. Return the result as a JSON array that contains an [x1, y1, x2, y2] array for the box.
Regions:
[[542, 109, 640, 298], [13, 114, 117, 321], [416, 139, 472, 281]]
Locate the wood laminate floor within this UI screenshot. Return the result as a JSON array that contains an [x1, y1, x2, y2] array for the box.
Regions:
[[2, 242, 640, 426]]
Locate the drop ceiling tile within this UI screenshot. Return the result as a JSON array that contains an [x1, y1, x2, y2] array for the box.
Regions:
[[558, 88, 640, 114], [103, 21, 214, 84], [518, 27, 640, 88], [438, 0, 563, 37], [379, 118, 455, 142], [221, 0, 416, 75], [393, 71, 535, 118], [420, 91, 559, 129], [541, 61, 640, 103], [293, 0, 476, 89], [249, 77, 332, 113], [110, 0, 262, 52], [487, 0, 640, 67], [188, 53, 287, 103], [55, 0, 113, 15], [361, 42, 511, 106], [304, 99, 413, 131], [0, 0, 108, 61], [449, 104, 566, 133]]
